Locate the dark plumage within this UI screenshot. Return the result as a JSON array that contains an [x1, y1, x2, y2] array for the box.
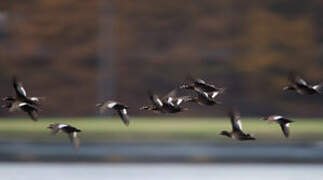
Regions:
[[97, 100, 130, 126], [264, 115, 294, 138], [188, 87, 222, 106], [220, 109, 256, 141], [283, 73, 323, 95], [2, 101, 39, 121], [48, 123, 81, 151], [180, 76, 225, 94], [11, 76, 43, 105], [2, 77, 43, 120], [140, 90, 190, 113]]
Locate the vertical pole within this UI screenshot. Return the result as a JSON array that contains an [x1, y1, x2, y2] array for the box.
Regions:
[[98, 0, 116, 116]]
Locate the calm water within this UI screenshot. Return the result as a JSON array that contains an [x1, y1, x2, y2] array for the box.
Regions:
[[0, 163, 322, 180]]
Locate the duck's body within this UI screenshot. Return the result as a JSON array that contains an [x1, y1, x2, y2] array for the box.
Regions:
[[284, 74, 323, 95], [180, 77, 225, 94], [2, 77, 43, 120], [190, 88, 221, 106], [48, 123, 81, 151], [220, 109, 255, 141], [264, 115, 294, 138], [97, 100, 130, 126], [141, 90, 189, 114], [2, 100, 39, 121]]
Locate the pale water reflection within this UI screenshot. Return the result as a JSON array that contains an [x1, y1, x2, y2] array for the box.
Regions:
[[0, 163, 322, 180]]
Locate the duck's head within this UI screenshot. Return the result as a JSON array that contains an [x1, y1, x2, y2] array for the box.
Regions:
[[47, 123, 58, 129], [283, 86, 296, 91], [96, 103, 103, 108], [179, 83, 194, 89], [2, 96, 15, 102], [219, 131, 231, 137]]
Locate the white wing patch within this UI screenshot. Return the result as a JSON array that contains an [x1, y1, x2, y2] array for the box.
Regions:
[[73, 132, 78, 138], [176, 99, 183, 105], [237, 120, 243, 130], [211, 92, 219, 98], [19, 87, 27, 97], [299, 78, 308, 85], [122, 109, 127, 115], [30, 97, 39, 102], [286, 123, 290, 127], [18, 103, 27, 107], [156, 98, 163, 106], [167, 97, 173, 103], [107, 102, 117, 108], [313, 85, 320, 90], [273, 116, 283, 120], [58, 124, 68, 129]]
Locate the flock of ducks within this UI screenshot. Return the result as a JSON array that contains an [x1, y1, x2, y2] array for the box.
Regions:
[[1, 73, 323, 150]]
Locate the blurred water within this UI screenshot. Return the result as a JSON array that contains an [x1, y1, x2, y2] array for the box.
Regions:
[[0, 163, 322, 180]]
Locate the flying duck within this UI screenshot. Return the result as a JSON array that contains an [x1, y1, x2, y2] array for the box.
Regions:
[[48, 123, 81, 151], [220, 109, 256, 141], [283, 73, 323, 95], [264, 115, 294, 138], [180, 76, 225, 95], [140, 90, 190, 113], [96, 100, 130, 126], [2, 100, 39, 121], [188, 87, 222, 106], [3, 77, 43, 106]]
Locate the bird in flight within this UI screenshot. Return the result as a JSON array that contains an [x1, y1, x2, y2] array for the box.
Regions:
[[283, 73, 323, 95], [97, 100, 130, 126], [220, 108, 256, 141], [264, 115, 294, 138], [48, 123, 82, 151]]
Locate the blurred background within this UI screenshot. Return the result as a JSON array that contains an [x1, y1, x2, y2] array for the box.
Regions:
[[0, 0, 323, 179]]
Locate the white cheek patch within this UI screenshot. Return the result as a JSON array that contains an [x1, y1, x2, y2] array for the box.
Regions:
[[58, 124, 68, 129], [107, 102, 117, 108], [122, 109, 127, 115], [286, 123, 290, 127]]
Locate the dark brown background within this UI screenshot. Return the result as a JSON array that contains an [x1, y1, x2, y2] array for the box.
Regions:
[[0, 0, 323, 117]]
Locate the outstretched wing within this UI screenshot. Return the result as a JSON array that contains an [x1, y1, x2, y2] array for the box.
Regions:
[[68, 132, 80, 151], [117, 109, 130, 126], [13, 77, 27, 98], [174, 96, 194, 106], [148, 91, 163, 108], [19, 103, 39, 121], [228, 109, 243, 132], [280, 124, 290, 138], [289, 73, 308, 87]]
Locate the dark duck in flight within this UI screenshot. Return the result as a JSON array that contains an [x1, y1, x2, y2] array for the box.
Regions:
[[220, 109, 256, 141], [97, 100, 130, 126], [283, 73, 323, 95], [263, 115, 294, 138], [140, 89, 190, 113], [48, 123, 81, 151]]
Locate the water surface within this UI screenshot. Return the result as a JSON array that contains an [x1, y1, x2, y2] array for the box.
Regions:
[[0, 163, 322, 180]]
